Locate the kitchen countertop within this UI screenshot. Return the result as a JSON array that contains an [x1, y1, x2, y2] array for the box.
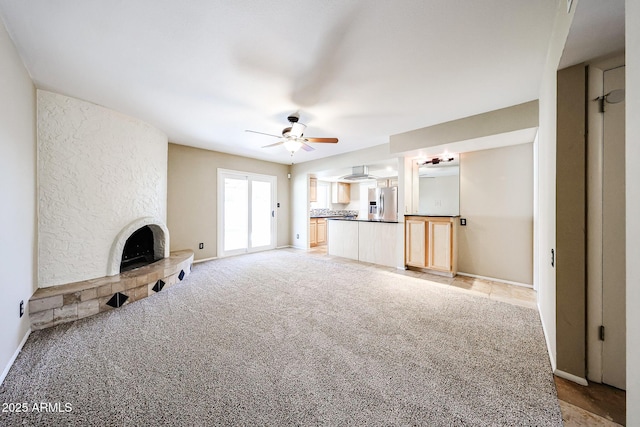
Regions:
[[328, 218, 399, 224], [405, 214, 460, 218], [310, 215, 351, 218]]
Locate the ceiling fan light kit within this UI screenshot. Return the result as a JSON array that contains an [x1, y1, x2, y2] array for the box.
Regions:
[[246, 112, 339, 155], [283, 139, 303, 154]]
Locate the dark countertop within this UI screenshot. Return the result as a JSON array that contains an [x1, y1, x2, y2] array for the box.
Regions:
[[328, 218, 399, 224], [405, 214, 460, 218]]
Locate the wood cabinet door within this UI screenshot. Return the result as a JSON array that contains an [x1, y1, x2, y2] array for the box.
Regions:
[[338, 183, 350, 203], [429, 220, 452, 271], [406, 219, 427, 267], [317, 219, 327, 244], [309, 219, 317, 246], [309, 177, 317, 202]]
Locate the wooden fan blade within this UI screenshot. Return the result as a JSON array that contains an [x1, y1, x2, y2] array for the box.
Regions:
[[305, 137, 338, 143], [246, 130, 281, 138], [300, 142, 315, 152], [261, 141, 284, 148]]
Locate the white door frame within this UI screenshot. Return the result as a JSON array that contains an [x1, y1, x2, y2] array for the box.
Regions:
[[217, 168, 277, 258]]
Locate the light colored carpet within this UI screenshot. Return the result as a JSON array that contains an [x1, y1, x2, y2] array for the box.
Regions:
[[0, 249, 562, 426]]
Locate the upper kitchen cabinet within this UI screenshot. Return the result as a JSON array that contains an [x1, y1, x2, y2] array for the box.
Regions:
[[377, 177, 399, 188], [309, 177, 317, 202], [331, 182, 350, 204]]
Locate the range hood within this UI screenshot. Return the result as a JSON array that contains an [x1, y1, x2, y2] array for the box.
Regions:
[[340, 165, 377, 181]]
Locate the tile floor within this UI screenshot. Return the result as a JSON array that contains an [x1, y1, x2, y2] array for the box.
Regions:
[[304, 245, 627, 425]]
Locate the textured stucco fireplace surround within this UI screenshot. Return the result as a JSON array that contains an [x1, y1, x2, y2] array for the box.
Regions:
[[30, 90, 193, 329]]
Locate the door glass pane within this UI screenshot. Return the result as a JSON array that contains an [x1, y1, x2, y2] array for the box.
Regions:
[[251, 180, 271, 248], [224, 177, 248, 251]]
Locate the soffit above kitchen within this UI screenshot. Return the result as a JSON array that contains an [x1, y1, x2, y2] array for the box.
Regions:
[[0, 0, 558, 165], [390, 100, 539, 158]]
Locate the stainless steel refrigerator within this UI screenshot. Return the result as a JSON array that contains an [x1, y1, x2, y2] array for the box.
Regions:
[[368, 187, 398, 221]]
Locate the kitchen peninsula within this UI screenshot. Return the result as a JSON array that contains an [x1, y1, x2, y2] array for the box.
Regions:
[[327, 218, 399, 268]]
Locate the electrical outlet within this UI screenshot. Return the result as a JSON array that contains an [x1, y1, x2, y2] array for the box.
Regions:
[[198, 243, 204, 250], [460, 218, 467, 226], [19, 300, 24, 318], [296, 234, 300, 239]]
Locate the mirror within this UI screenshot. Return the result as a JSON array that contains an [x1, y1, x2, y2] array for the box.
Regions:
[[417, 157, 460, 216]]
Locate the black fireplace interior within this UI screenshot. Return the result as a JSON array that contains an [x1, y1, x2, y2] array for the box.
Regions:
[[120, 226, 157, 272]]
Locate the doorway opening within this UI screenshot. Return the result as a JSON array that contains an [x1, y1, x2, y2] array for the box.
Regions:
[[217, 169, 277, 257], [587, 62, 626, 391]]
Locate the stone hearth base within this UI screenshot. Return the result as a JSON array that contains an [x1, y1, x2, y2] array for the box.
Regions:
[[29, 250, 194, 330]]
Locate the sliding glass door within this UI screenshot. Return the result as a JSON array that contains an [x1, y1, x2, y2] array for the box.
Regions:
[[218, 169, 276, 257]]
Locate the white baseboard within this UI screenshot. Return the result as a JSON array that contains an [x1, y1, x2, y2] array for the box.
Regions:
[[195, 247, 293, 263], [193, 256, 217, 265], [1, 328, 31, 386], [538, 301, 557, 373], [457, 272, 533, 288], [554, 369, 588, 386]]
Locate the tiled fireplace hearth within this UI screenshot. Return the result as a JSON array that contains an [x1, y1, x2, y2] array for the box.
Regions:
[[29, 250, 194, 330]]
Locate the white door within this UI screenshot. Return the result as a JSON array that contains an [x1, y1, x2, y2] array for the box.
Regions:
[[218, 169, 276, 257], [601, 66, 626, 390]]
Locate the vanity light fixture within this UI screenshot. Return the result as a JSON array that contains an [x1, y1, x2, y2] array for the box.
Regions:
[[421, 156, 454, 166]]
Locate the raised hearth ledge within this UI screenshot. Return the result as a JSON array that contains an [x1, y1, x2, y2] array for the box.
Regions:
[[29, 250, 194, 330]]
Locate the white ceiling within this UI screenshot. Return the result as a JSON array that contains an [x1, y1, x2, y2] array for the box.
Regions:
[[0, 1, 561, 165]]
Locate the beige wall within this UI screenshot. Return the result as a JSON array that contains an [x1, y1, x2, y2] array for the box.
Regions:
[[0, 21, 36, 382], [167, 144, 291, 260], [458, 143, 533, 285], [555, 64, 586, 379]]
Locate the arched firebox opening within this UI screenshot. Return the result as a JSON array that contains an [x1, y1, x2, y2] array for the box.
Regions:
[[108, 217, 169, 276], [120, 225, 158, 272]]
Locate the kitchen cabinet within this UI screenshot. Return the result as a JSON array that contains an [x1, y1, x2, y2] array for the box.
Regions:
[[316, 218, 327, 244], [377, 177, 399, 188], [309, 218, 327, 247], [405, 216, 457, 276], [309, 177, 317, 202], [406, 219, 427, 267], [331, 182, 350, 204], [309, 219, 318, 247], [429, 220, 452, 271]]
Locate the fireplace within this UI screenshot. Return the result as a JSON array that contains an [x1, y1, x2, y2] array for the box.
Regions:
[[120, 226, 157, 272], [107, 217, 170, 276]]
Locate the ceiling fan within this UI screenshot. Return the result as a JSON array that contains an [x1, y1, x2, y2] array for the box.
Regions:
[[245, 113, 338, 155]]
